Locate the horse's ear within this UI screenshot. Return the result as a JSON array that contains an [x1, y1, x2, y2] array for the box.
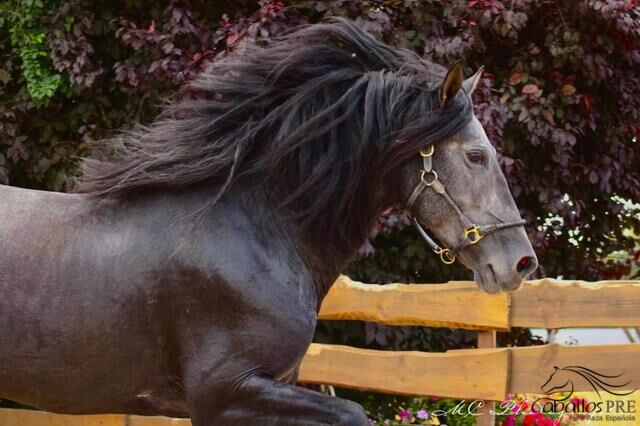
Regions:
[[439, 60, 465, 108], [462, 66, 484, 96]]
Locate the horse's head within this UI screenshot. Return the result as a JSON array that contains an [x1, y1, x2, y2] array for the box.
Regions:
[[401, 62, 537, 294], [541, 366, 572, 394]]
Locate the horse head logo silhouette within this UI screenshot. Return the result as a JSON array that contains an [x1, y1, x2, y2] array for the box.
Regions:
[[541, 366, 636, 400]]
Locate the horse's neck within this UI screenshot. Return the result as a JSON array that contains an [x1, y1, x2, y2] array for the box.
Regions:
[[228, 184, 364, 303], [148, 181, 370, 304], [298, 242, 360, 303]]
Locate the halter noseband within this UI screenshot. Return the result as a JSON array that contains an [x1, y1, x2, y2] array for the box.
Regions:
[[406, 145, 526, 265]]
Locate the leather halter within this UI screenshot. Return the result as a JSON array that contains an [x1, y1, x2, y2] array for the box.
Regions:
[[407, 145, 526, 264]]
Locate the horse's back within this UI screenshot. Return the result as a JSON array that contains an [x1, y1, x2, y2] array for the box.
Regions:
[[0, 185, 189, 414], [0, 184, 96, 295], [0, 183, 83, 220]]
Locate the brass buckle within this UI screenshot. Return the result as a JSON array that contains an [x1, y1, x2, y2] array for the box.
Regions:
[[464, 225, 482, 244], [420, 170, 438, 186], [435, 247, 456, 264], [420, 145, 434, 157]]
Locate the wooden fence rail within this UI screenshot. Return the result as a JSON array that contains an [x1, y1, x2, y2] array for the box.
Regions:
[[2, 276, 639, 425], [299, 342, 640, 401], [319, 276, 640, 330]]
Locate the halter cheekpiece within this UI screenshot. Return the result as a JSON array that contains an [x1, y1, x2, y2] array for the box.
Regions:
[[407, 145, 526, 265]]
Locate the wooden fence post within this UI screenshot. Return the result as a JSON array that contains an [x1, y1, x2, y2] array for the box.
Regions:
[[476, 330, 497, 426]]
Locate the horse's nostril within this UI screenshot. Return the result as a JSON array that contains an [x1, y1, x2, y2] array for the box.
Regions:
[[516, 256, 537, 277], [516, 257, 529, 272]]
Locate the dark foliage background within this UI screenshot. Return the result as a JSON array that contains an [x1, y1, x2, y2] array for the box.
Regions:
[[1, 0, 639, 410]]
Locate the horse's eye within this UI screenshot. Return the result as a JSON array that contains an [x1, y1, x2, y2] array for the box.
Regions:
[[466, 149, 485, 164]]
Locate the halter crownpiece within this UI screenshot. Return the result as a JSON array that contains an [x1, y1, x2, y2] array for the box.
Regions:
[[407, 145, 526, 265]]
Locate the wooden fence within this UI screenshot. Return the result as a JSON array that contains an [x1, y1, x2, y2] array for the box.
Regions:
[[1, 276, 639, 426]]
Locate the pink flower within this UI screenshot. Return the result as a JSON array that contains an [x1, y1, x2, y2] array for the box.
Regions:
[[523, 413, 542, 426], [398, 409, 411, 420], [523, 412, 556, 426], [513, 400, 529, 413], [416, 409, 429, 419], [502, 414, 516, 426]]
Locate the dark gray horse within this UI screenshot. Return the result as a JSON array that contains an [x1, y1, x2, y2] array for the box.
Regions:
[[0, 20, 537, 425]]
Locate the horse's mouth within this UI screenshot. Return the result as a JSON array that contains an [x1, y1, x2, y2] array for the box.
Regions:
[[474, 269, 498, 295], [473, 264, 523, 295]]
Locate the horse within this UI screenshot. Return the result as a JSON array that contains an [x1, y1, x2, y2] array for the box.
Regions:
[[0, 19, 537, 425]]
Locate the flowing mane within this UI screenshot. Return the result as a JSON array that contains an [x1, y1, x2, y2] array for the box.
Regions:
[[76, 18, 473, 246]]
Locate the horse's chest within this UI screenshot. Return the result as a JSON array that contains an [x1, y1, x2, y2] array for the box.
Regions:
[[174, 270, 319, 384]]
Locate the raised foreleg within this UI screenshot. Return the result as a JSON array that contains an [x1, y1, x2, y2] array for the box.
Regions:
[[187, 374, 368, 426]]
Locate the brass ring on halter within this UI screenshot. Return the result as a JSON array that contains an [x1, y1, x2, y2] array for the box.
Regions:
[[420, 170, 438, 186], [419, 145, 434, 157], [464, 226, 483, 244], [434, 247, 456, 264], [439, 249, 456, 264]]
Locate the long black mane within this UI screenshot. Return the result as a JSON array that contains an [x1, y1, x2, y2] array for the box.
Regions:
[[76, 19, 473, 247]]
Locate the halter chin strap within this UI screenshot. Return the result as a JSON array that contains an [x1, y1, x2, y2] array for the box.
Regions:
[[406, 145, 526, 265]]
